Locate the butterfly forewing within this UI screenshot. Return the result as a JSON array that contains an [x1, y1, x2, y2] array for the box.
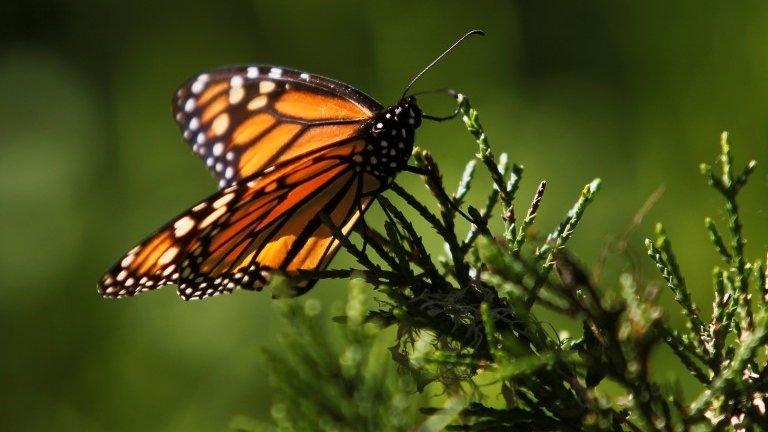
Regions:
[[172, 66, 382, 188]]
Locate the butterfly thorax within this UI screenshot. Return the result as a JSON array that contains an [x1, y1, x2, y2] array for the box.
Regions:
[[361, 97, 422, 184]]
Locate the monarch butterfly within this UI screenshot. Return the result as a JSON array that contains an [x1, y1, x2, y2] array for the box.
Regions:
[[98, 30, 483, 300]]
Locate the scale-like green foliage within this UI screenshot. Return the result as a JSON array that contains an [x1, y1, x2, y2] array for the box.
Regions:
[[243, 97, 766, 432], [232, 280, 425, 432]]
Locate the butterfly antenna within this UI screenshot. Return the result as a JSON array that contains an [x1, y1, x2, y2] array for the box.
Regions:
[[401, 29, 485, 100]]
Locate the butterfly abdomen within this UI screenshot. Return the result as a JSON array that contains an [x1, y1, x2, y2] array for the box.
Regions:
[[360, 97, 422, 185]]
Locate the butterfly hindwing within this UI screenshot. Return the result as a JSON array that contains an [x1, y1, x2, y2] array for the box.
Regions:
[[172, 65, 383, 188]]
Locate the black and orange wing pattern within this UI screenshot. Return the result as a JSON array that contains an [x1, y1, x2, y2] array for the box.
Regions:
[[172, 66, 382, 188], [99, 66, 392, 299]]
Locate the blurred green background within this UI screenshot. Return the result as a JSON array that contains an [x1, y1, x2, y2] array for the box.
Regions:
[[2, 1, 767, 430]]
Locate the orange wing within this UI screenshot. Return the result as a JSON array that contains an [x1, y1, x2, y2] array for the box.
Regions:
[[98, 141, 382, 300], [172, 66, 383, 188]]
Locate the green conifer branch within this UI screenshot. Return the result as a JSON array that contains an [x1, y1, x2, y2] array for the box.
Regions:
[[246, 95, 767, 432]]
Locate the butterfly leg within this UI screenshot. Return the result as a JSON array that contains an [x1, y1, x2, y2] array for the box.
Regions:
[[403, 165, 429, 176], [360, 185, 391, 197], [358, 200, 369, 255], [416, 88, 461, 122], [422, 106, 460, 122]]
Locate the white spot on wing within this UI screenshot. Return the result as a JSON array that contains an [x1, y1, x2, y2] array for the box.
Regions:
[[229, 86, 245, 104], [247, 95, 268, 110], [213, 192, 234, 209], [230, 75, 244, 87], [174, 216, 195, 237], [259, 81, 276, 94], [200, 206, 227, 228], [158, 246, 179, 266], [211, 113, 230, 136], [184, 98, 196, 113], [191, 80, 205, 94], [121, 254, 135, 268]]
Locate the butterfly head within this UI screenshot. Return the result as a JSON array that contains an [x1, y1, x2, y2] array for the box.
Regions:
[[393, 95, 423, 129]]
